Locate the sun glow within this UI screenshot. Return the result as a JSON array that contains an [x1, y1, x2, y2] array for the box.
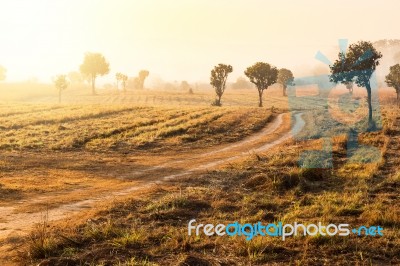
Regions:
[[0, 0, 399, 83]]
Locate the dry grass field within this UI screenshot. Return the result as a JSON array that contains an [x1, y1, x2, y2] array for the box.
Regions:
[[0, 87, 399, 265], [0, 103, 275, 207], [2, 1, 399, 265]]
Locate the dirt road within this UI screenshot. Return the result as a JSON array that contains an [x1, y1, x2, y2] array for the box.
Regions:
[[0, 112, 304, 263]]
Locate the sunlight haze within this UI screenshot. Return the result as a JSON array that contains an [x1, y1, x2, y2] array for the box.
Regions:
[[0, 0, 399, 83]]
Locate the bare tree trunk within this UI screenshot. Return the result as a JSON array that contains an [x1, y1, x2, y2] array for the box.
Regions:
[[91, 75, 96, 95], [258, 89, 263, 107], [139, 78, 144, 90], [283, 85, 287, 96], [397, 89, 400, 104], [366, 82, 373, 124], [58, 89, 61, 104]]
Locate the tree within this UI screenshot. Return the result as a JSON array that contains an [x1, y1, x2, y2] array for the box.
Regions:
[[330, 41, 382, 124], [210, 64, 233, 106], [79, 52, 110, 95], [385, 64, 400, 103], [137, 70, 149, 89], [115, 72, 123, 90], [277, 68, 294, 96], [54, 75, 69, 103], [120, 74, 128, 93], [344, 81, 354, 94], [231, 76, 254, 90], [67, 71, 84, 84], [244, 62, 278, 107], [180, 80, 190, 91], [394, 51, 400, 62], [0, 65, 6, 81]]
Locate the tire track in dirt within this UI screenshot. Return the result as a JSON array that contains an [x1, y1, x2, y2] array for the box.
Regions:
[[0, 112, 305, 254]]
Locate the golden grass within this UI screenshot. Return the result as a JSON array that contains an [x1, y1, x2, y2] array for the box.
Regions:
[[0, 103, 275, 152], [17, 102, 400, 265], [0, 86, 398, 265], [0, 102, 275, 225]]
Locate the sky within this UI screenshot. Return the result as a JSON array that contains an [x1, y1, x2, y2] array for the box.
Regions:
[[0, 0, 399, 84]]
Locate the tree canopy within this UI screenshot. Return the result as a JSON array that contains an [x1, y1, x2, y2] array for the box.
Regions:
[[277, 68, 294, 96], [80, 52, 110, 95], [67, 71, 85, 84], [54, 75, 69, 103], [120, 73, 128, 93], [115, 72, 123, 90], [231, 76, 254, 90], [330, 41, 382, 123], [330, 41, 382, 87], [210, 64, 233, 106], [385, 64, 400, 102], [137, 70, 149, 90], [244, 62, 278, 107]]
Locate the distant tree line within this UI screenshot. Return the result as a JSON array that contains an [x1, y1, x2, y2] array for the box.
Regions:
[[209, 62, 293, 107], [50, 52, 151, 102], [209, 40, 399, 128], [2, 39, 400, 112]]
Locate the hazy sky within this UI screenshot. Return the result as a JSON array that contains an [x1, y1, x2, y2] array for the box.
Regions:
[[0, 0, 399, 84]]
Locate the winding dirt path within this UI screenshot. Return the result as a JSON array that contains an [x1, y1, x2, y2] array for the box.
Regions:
[[0, 112, 304, 263]]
